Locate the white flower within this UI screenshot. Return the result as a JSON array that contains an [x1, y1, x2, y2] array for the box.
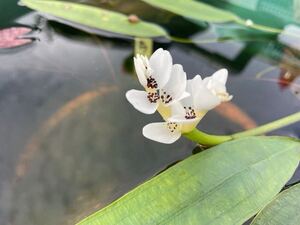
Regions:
[[126, 48, 188, 114], [125, 48, 232, 144], [203, 68, 233, 103], [143, 69, 232, 144]]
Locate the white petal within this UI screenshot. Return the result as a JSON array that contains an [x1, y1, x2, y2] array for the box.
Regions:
[[126, 89, 158, 114], [184, 75, 221, 111], [190, 75, 203, 93], [168, 116, 201, 133], [180, 77, 198, 107], [180, 75, 205, 108], [193, 85, 221, 111], [177, 91, 190, 101], [212, 80, 227, 94], [161, 64, 187, 104], [203, 73, 230, 101], [182, 75, 203, 106], [149, 48, 172, 88], [211, 68, 228, 85], [143, 122, 181, 144], [170, 101, 186, 117], [180, 93, 193, 107], [168, 116, 200, 124], [134, 56, 147, 87]]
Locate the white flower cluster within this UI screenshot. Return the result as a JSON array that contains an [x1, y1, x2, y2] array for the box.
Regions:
[[126, 48, 232, 144]]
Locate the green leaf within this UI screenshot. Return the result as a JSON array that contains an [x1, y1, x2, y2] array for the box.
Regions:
[[251, 183, 300, 225], [140, 0, 239, 23], [77, 137, 300, 225], [20, 0, 167, 37], [140, 0, 282, 34]]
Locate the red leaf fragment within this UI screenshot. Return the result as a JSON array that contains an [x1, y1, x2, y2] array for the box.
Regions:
[[278, 68, 296, 89], [0, 27, 32, 49]]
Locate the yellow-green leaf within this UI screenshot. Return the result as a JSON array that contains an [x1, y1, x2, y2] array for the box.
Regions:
[[77, 137, 300, 225], [140, 0, 239, 23], [21, 0, 168, 37]]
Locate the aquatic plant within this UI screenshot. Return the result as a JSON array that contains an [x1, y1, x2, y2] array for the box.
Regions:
[[14, 0, 300, 224], [76, 49, 300, 225], [21, 0, 288, 42]]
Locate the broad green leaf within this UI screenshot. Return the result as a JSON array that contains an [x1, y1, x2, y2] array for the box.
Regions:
[[251, 183, 300, 225], [20, 0, 167, 37], [215, 0, 299, 27], [140, 0, 282, 34], [140, 0, 239, 23], [77, 137, 300, 225]]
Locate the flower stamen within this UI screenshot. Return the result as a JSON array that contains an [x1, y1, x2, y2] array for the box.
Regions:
[[147, 91, 160, 103], [160, 91, 173, 104], [146, 76, 158, 89], [184, 106, 196, 119], [167, 122, 178, 133]]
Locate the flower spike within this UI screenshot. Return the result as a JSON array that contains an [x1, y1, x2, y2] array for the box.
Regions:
[[126, 49, 232, 144]]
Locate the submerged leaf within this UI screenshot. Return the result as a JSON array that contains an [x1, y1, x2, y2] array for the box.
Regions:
[[77, 137, 300, 225], [0, 27, 32, 49], [21, 0, 167, 38], [251, 183, 300, 225]]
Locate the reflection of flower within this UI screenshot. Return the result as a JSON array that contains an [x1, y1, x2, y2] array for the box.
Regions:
[[126, 49, 232, 144]]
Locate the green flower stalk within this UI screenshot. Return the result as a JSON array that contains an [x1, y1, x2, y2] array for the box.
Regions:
[[184, 111, 300, 146]]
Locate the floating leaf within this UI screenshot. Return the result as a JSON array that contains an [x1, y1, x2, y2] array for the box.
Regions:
[[77, 137, 300, 225], [21, 0, 167, 38], [212, 0, 296, 28], [251, 183, 300, 225], [140, 0, 239, 23], [0, 27, 32, 49], [140, 0, 282, 34]]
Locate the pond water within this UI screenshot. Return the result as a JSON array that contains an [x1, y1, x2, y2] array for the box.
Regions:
[[0, 0, 300, 224]]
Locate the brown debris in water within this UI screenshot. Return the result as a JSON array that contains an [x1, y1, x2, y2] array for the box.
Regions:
[[128, 14, 140, 23]]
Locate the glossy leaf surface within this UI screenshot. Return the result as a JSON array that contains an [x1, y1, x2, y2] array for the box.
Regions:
[[251, 183, 300, 225], [21, 0, 167, 37], [140, 0, 239, 23], [77, 137, 300, 225]]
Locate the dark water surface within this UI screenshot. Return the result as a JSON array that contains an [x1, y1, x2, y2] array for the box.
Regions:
[[0, 0, 300, 224]]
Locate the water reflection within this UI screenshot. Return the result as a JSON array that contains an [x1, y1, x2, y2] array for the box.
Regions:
[[0, 2, 299, 225], [10, 84, 192, 225], [0, 14, 194, 225]]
